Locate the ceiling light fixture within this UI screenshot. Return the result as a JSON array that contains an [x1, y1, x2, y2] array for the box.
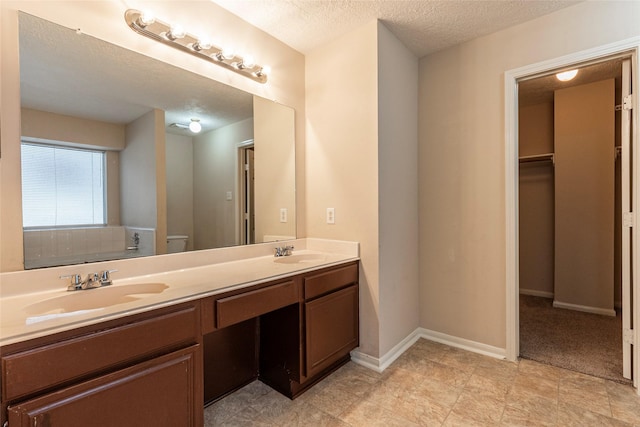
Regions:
[[556, 69, 578, 82], [125, 9, 267, 83], [170, 119, 202, 134], [188, 119, 202, 133]]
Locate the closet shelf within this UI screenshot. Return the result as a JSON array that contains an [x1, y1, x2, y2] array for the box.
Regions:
[[519, 153, 555, 165]]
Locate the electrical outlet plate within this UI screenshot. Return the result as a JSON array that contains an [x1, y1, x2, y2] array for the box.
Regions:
[[280, 208, 287, 223], [326, 208, 335, 224]]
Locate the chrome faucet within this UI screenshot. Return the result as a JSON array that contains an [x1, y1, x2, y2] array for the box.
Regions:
[[61, 269, 118, 291], [274, 245, 294, 257], [84, 272, 102, 289], [60, 273, 84, 291], [127, 232, 140, 251]]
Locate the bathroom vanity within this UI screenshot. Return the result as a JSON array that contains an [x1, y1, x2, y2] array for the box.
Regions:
[[201, 262, 358, 402], [0, 245, 359, 426]]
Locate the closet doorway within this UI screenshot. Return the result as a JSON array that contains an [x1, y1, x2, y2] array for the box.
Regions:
[[518, 57, 631, 383], [237, 140, 255, 245], [504, 37, 640, 388]]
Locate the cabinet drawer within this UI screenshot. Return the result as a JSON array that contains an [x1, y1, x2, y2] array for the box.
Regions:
[[8, 345, 199, 427], [216, 280, 299, 328], [304, 263, 358, 300], [2, 303, 199, 402]]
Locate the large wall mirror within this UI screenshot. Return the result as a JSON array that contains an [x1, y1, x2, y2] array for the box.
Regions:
[[19, 12, 296, 269]]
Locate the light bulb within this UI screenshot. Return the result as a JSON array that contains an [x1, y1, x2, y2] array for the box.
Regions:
[[138, 11, 155, 27], [242, 55, 255, 68], [221, 48, 235, 60], [193, 38, 212, 51], [556, 69, 578, 82], [189, 119, 202, 133], [167, 24, 186, 40], [257, 65, 271, 76]]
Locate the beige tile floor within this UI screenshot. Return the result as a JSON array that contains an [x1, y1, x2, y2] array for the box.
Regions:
[[204, 338, 640, 426]]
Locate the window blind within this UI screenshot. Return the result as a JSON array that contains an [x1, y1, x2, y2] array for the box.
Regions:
[[21, 143, 106, 227]]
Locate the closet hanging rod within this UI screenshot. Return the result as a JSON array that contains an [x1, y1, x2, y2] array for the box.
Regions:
[[519, 153, 555, 165]]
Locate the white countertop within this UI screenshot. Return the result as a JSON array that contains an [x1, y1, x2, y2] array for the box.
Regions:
[[0, 239, 359, 347]]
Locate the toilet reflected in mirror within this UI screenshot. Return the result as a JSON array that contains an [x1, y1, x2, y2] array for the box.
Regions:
[[166, 235, 189, 253]]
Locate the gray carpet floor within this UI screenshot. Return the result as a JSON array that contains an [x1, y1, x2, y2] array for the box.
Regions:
[[519, 294, 631, 384]]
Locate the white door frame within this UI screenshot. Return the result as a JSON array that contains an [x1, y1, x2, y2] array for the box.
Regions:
[[235, 139, 254, 245], [504, 37, 640, 391]]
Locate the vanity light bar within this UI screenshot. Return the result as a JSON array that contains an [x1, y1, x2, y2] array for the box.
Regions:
[[124, 9, 268, 84]]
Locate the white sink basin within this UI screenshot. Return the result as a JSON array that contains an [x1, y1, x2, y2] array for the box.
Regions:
[[273, 253, 327, 264], [24, 283, 169, 318]]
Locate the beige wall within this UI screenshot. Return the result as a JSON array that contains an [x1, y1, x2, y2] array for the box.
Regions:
[[419, 0, 640, 349], [0, 0, 305, 272], [253, 96, 296, 242], [21, 108, 125, 150], [519, 103, 554, 156], [377, 22, 420, 356], [305, 21, 419, 360], [193, 118, 253, 249], [166, 133, 194, 251], [121, 109, 166, 255], [518, 102, 554, 296], [306, 21, 380, 356], [554, 79, 615, 312]]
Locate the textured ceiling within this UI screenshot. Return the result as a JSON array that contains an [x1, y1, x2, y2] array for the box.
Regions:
[[211, 0, 581, 57], [519, 58, 624, 107], [19, 13, 253, 135]]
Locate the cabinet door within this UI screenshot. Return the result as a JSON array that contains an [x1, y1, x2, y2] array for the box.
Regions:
[[8, 346, 200, 427], [305, 285, 358, 378], [3, 303, 199, 403]]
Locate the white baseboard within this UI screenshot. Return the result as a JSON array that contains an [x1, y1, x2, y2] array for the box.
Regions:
[[350, 327, 506, 373], [351, 328, 422, 373], [419, 328, 506, 360], [552, 300, 616, 317], [519, 288, 554, 299]]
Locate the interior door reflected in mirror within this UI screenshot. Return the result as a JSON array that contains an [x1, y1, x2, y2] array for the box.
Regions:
[[18, 12, 295, 269]]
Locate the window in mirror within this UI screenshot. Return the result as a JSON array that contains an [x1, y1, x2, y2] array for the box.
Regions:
[[21, 142, 106, 227]]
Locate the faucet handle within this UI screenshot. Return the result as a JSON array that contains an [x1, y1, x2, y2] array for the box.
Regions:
[[60, 274, 83, 291], [100, 269, 118, 286]]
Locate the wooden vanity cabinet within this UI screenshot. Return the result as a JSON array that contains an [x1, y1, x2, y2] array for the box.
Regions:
[[1, 301, 202, 427], [1, 260, 359, 423], [201, 277, 302, 404], [260, 262, 359, 398]]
